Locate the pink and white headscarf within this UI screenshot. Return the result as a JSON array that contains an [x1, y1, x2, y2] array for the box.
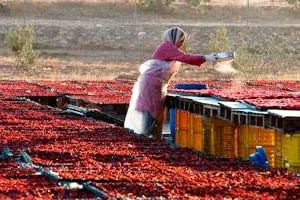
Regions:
[[162, 27, 186, 46]]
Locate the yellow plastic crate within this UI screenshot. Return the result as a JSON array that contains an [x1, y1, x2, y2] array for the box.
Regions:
[[275, 131, 283, 169], [175, 110, 189, 148], [238, 125, 255, 158], [189, 113, 203, 151], [259, 128, 275, 146], [280, 133, 300, 173]]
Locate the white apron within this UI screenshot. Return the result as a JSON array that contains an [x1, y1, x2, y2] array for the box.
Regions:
[[124, 59, 181, 135]]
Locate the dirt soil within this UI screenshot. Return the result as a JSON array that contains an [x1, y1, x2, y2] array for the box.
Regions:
[[0, 0, 299, 80]]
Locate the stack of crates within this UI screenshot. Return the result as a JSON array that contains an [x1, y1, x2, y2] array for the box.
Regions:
[[175, 95, 239, 158], [203, 117, 213, 154], [275, 131, 300, 172], [203, 118, 237, 158], [186, 96, 221, 152], [279, 133, 300, 172], [175, 109, 189, 148], [189, 113, 203, 151], [268, 110, 300, 172], [275, 130, 283, 169], [176, 109, 205, 151], [169, 88, 300, 174], [175, 95, 196, 148], [172, 83, 208, 147], [175, 95, 214, 150]]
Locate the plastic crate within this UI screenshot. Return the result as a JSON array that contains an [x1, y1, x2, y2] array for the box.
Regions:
[[174, 83, 207, 90], [222, 125, 238, 158], [203, 118, 214, 154], [238, 125, 275, 148], [203, 118, 237, 157], [238, 125, 252, 159], [275, 130, 283, 168], [279, 133, 300, 172], [189, 113, 203, 151], [259, 128, 275, 146], [169, 84, 207, 144], [214, 119, 238, 158], [175, 110, 189, 148]]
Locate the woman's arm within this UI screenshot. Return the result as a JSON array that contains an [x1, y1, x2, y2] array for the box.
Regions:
[[151, 41, 206, 66]]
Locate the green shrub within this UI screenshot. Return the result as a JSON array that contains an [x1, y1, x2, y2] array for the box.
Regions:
[[0, 1, 6, 9], [185, 0, 209, 9], [286, 0, 299, 8], [234, 42, 263, 80], [137, 0, 176, 11], [5, 25, 38, 69], [0, 1, 10, 14], [207, 26, 232, 52]]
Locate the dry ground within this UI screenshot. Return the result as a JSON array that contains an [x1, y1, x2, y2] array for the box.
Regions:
[[0, 0, 299, 80]]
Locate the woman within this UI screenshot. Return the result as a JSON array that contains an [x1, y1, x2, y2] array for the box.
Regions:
[[124, 27, 219, 138]]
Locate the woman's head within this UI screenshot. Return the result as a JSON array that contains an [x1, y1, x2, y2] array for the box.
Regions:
[[163, 27, 186, 49]]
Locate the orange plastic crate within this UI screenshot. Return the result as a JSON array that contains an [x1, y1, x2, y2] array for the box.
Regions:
[[175, 110, 189, 148], [189, 113, 204, 151]]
